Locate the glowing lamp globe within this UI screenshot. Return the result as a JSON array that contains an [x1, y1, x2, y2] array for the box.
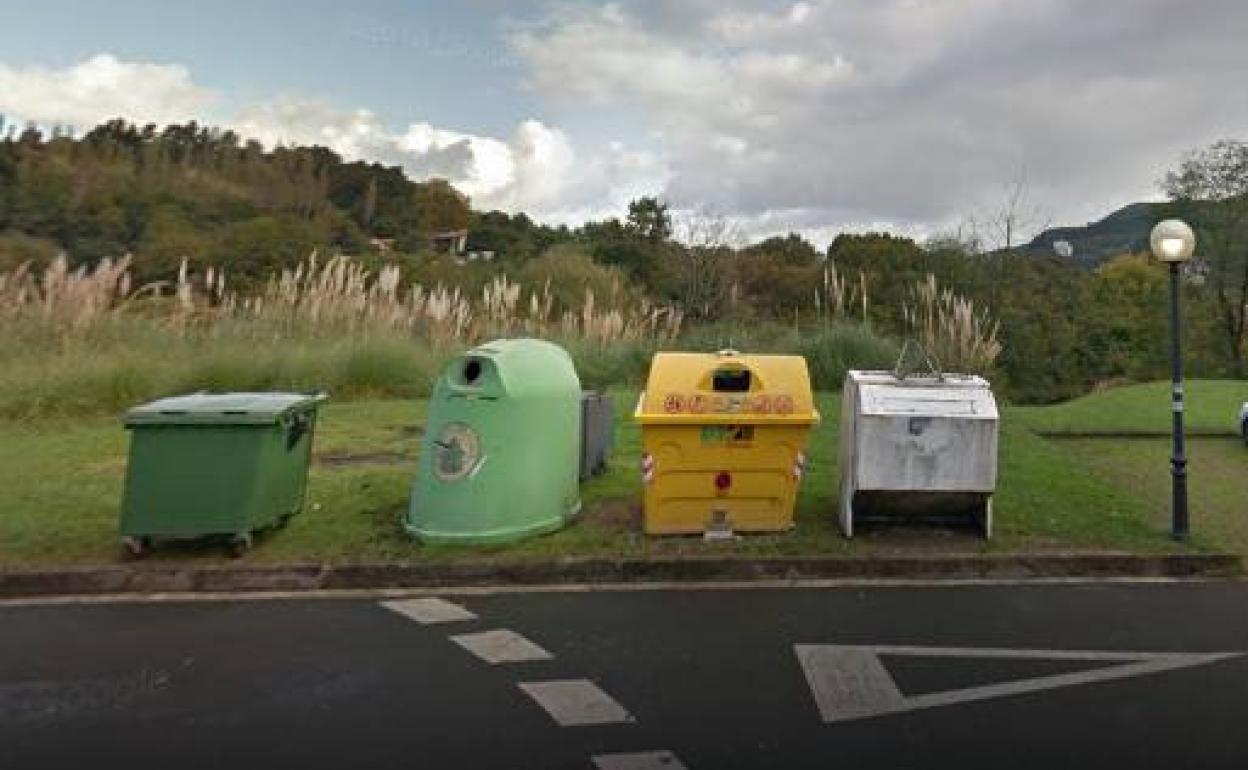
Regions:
[[1150, 219, 1196, 263]]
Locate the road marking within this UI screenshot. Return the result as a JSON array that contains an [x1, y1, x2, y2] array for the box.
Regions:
[[795, 644, 1242, 723], [592, 750, 688, 770], [379, 597, 476, 624], [450, 628, 554, 664], [518, 679, 635, 726]]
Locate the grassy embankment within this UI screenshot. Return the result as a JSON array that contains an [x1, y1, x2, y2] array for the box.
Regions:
[[2, 255, 1243, 564], [0, 320, 897, 421], [9, 382, 1233, 566], [1014, 380, 1248, 555]]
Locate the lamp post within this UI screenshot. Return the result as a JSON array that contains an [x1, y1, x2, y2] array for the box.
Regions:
[[1150, 219, 1197, 541]]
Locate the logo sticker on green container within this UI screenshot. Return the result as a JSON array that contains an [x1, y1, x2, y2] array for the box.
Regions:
[[433, 423, 482, 481]]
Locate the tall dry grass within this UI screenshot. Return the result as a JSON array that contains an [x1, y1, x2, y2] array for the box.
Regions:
[[0, 253, 686, 417], [814, 263, 869, 323], [0, 254, 918, 418], [0, 255, 134, 335], [1, 252, 682, 346], [902, 273, 1002, 374]]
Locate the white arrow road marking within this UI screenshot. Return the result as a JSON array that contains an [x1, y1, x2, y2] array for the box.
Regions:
[[592, 750, 688, 769], [518, 679, 636, 726], [795, 644, 1242, 724], [379, 597, 476, 624], [450, 629, 554, 664]]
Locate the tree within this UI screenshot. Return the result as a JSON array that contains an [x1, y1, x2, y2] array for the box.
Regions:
[[625, 196, 671, 243], [411, 178, 471, 234], [468, 210, 571, 264], [731, 248, 819, 322], [991, 254, 1096, 401], [1086, 253, 1169, 381], [1162, 139, 1248, 374], [744, 233, 819, 267], [580, 217, 660, 286], [136, 205, 212, 280], [0, 230, 60, 272], [209, 215, 323, 287], [971, 167, 1051, 252], [826, 233, 928, 329], [665, 209, 741, 320], [519, 245, 638, 314]]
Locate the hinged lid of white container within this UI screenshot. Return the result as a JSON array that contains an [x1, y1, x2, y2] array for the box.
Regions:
[[850, 371, 998, 420]]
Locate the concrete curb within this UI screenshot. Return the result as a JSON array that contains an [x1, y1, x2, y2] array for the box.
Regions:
[[0, 552, 1239, 597]]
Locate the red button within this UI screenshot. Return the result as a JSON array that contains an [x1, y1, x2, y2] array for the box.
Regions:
[[714, 471, 732, 491]]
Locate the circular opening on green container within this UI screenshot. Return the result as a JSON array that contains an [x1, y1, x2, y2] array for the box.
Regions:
[[463, 359, 482, 385]]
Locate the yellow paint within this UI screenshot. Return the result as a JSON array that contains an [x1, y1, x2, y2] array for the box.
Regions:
[[635, 351, 819, 535]]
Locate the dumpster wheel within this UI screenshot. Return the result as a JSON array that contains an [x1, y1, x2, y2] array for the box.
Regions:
[[228, 533, 253, 558]]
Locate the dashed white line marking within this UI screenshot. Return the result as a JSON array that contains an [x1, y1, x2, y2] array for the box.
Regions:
[[379, 597, 476, 624], [592, 750, 688, 770], [795, 644, 1243, 723], [450, 628, 554, 664], [518, 679, 635, 726]]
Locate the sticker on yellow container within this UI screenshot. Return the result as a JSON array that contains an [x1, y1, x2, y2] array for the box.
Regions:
[[659, 392, 800, 416], [700, 425, 755, 445]]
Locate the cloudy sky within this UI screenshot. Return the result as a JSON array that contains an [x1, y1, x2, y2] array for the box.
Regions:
[[1, 0, 1245, 245]]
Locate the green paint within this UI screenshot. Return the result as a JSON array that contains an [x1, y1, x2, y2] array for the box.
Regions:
[[405, 339, 582, 544], [119, 393, 326, 542]]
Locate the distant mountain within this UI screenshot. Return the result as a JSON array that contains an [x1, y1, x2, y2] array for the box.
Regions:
[[1024, 202, 1160, 267]]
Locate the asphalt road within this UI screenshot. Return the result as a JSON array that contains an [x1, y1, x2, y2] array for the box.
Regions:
[[3, 581, 1248, 769]]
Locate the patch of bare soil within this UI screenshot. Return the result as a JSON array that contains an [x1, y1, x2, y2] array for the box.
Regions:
[[581, 497, 641, 533], [315, 451, 414, 468]]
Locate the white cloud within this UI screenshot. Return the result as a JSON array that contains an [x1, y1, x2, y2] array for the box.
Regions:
[[0, 53, 214, 128], [233, 97, 663, 219], [398, 123, 515, 197], [511, 0, 1248, 243], [8, 0, 1247, 252], [0, 53, 665, 223], [710, 1, 817, 42]]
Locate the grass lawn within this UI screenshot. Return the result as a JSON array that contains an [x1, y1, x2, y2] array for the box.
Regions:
[[1012, 379, 1248, 435], [1058, 437, 1248, 556], [0, 389, 1189, 567], [1010, 379, 1248, 555]]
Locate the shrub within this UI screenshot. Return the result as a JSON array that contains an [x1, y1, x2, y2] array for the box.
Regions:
[[796, 324, 900, 389]]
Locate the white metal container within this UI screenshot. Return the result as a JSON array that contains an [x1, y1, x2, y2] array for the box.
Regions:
[[838, 370, 999, 537]]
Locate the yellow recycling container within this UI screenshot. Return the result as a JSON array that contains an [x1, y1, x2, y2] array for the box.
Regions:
[[634, 350, 819, 535]]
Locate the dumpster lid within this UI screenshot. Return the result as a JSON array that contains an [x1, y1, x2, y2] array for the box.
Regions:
[[636, 351, 818, 425], [859, 385, 997, 418], [855, 374, 998, 420], [124, 392, 328, 426]]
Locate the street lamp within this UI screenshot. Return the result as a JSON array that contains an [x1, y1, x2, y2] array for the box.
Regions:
[[1150, 218, 1196, 541]]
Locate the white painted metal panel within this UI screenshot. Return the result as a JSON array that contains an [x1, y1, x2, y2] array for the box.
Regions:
[[838, 370, 1000, 537], [855, 414, 998, 490], [860, 384, 998, 419]]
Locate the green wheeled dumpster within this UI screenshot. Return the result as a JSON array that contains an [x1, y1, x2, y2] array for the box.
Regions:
[[119, 392, 328, 557], [405, 339, 582, 544]]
